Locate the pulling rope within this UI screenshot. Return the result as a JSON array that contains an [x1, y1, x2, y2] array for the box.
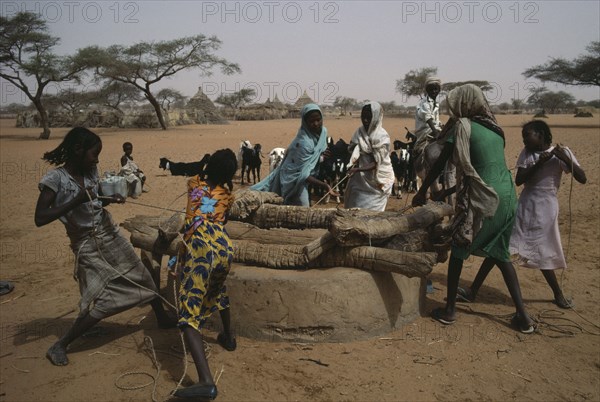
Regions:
[[98, 196, 186, 214], [313, 172, 351, 206]]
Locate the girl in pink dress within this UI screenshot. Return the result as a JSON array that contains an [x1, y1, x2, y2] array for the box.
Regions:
[[509, 120, 587, 308]]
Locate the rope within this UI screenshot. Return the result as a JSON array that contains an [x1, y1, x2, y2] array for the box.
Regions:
[[114, 336, 161, 402], [314, 172, 351, 206], [98, 196, 186, 214]]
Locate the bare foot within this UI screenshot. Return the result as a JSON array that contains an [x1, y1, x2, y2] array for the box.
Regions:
[[47, 343, 68, 366]]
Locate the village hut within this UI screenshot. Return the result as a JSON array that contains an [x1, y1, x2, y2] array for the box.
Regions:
[[289, 90, 316, 118], [186, 86, 227, 124]]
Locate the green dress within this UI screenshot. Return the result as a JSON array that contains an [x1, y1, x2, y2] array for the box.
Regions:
[[448, 122, 517, 262]]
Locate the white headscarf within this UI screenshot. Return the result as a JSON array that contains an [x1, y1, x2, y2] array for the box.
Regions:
[[348, 101, 395, 192]]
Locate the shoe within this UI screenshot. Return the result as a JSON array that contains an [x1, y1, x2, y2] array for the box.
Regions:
[[0, 281, 14, 296], [217, 332, 237, 351], [511, 314, 536, 334], [431, 307, 456, 325], [174, 383, 217, 399]]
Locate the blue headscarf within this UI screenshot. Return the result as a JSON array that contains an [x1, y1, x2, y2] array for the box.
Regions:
[[251, 103, 328, 204]]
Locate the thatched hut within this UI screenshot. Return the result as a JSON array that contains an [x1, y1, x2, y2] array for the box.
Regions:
[[289, 90, 316, 118], [185, 86, 227, 124]]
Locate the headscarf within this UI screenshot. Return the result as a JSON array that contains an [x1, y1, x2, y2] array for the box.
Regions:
[[446, 83, 504, 143], [425, 76, 442, 87], [251, 103, 328, 203], [348, 101, 395, 192]]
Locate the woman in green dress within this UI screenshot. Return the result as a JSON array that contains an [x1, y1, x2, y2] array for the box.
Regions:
[[412, 84, 535, 333]]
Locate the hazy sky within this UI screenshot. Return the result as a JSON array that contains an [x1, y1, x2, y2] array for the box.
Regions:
[[2, 0, 599, 106]]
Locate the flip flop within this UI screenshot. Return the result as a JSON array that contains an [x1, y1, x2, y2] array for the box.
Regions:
[[456, 287, 473, 303], [431, 307, 456, 325], [552, 298, 574, 309], [217, 332, 237, 352], [173, 383, 218, 400], [0, 281, 14, 296], [511, 314, 536, 334]]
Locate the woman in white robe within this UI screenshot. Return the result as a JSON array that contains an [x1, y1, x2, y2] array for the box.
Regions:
[[344, 101, 395, 211]]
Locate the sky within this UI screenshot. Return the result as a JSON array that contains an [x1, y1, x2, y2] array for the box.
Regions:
[[1, 0, 599, 107]]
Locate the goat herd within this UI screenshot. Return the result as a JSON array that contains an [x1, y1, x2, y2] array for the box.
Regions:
[[158, 137, 419, 202]]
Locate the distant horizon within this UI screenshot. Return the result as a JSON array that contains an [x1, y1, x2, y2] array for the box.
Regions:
[[1, 1, 599, 107]]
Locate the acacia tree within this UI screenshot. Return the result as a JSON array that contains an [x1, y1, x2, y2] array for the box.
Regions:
[[78, 35, 240, 129], [42, 88, 96, 125], [332, 96, 358, 115], [523, 41, 600, 87], [0, 12, 86, 138], [96, 80, 143, 114], [215, 88, 256, 120], [156, 88, 187, 112], [395, 67, 438, 99], [527, 87, 575, 113]]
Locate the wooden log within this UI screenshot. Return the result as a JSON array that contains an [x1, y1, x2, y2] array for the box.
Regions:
[[303, 232, 337, 262], [330, 202, 454, 246], [313, 247, 435, 278], [229, 190, 283, 220], [246, 204, 337, 229], [128, 227, 434, 277], [226, 221, 327, 245], [233, 240, 307, 268]]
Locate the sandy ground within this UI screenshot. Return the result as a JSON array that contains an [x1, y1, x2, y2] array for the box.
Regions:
[[0, 114, 598, 402]]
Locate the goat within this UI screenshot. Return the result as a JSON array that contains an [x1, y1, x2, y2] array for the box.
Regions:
[[268, 147, 286, 172], [159, 154, 210, 177], [315, 138, 350, 204], [238, 140, 252, 170], [393, 138, 417, 193], [241, 144, 262, 185]]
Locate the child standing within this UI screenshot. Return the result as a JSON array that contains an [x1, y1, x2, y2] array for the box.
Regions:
[[510, 120, 586, 307], [457, 120, 586, 309], [173, 149, 238, 400], [35, 127, 174, 366]]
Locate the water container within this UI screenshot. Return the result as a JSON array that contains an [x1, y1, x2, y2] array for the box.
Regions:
[[99, 175, 128, 198]]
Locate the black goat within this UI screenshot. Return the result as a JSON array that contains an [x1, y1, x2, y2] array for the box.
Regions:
[[159, 154, 211, 177], [241, 144, 262, 185], [315, 138, 350, 203]]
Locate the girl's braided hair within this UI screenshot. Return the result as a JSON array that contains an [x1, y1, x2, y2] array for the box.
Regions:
[[43, 127, 101, 166]]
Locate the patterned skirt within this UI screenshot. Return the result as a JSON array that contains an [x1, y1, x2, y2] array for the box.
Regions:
[[177, 221, 233, 331]]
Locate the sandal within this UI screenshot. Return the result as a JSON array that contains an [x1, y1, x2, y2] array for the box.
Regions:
[[456, 287, 474, 303], [511, 314, 536, 334], [431, 307, 456, 325], [0, 281, 14, 296]]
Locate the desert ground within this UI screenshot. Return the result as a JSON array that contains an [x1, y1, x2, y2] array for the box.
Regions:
[[0, 114, 598, 402]]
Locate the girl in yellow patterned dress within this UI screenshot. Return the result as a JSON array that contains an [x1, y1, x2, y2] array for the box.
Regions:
[[174, 149, 237, 400]]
